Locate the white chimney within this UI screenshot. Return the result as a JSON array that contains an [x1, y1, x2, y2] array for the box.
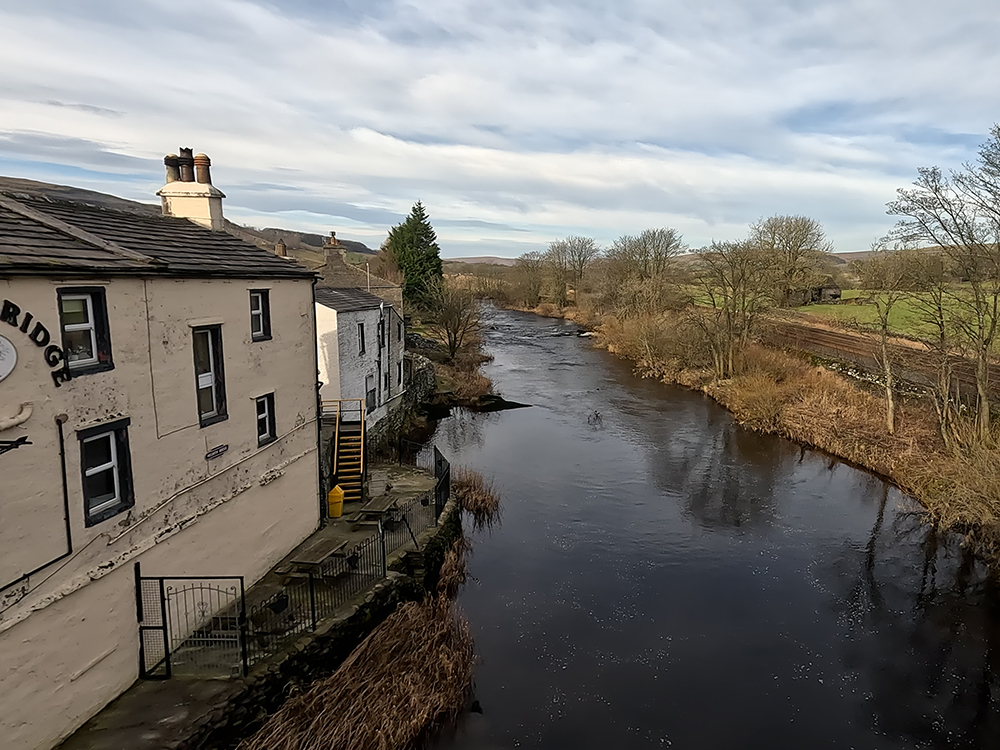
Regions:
[[156, 147, 226, 231]]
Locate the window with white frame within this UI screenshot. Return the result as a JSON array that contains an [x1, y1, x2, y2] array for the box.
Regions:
[[78, 418, 134, 526], [249, 290, 271, 341], [58, 287, 113, 374], [193, 326, 227, 426], [358, 322, 366, 355], [256, 392, 276, 446]]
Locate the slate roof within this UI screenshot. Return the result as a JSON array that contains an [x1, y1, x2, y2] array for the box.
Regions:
[[0, 188, 315, 280], [314, 287, 389, 312]]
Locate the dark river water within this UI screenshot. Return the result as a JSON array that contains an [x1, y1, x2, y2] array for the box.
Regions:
[[427, 307, 1000, 750]]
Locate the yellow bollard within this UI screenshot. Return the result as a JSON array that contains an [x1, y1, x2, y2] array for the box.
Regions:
[[327, 485, 345, 518]]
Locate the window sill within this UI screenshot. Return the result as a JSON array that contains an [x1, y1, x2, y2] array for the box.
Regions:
[[199, 413, 229, 429], [258, 434, 277, 448], [85, 498, 134, 528], [252, 334, 272, 342], [68, 361, 115, 377]]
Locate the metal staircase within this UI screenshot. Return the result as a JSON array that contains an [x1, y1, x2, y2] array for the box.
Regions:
[[323, 399, 366, 508]]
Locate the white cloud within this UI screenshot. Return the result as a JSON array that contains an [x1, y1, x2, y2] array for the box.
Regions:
[[0, 0, 998, 256]]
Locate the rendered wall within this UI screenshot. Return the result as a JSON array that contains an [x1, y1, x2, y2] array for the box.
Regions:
[[0, 273, 320, 750]]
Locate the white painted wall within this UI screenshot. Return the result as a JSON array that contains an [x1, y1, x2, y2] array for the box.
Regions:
[[315, 302, 406, 430], [0, 273, 320, 750], [315, 302, 340, 401]]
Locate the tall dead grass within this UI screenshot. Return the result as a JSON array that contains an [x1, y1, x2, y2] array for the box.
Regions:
[[452, 467, 503, 532], [240, 540, 475, 750], [598, 313, 1000, 569]]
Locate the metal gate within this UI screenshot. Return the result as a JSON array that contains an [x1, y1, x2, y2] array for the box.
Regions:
[[135, 562, 248, 679]]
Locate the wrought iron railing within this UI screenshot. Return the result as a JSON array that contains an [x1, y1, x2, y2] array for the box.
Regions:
[[136, 473, 449, 679]]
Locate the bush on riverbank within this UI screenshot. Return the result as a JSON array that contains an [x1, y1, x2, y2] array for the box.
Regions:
[[598, 311, 1000, 569]]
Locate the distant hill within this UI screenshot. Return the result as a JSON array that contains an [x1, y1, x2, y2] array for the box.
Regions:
[[447, 256, 517, 266]]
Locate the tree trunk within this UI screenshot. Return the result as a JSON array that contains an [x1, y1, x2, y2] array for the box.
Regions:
[[881, 334, 895, 435], [976, 348, 991, 442]]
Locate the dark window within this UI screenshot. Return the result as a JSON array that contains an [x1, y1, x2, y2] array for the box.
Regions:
[[384, 368, 390, 395], [378, 318, 385, 349], [249, 290, 271, 341], [193, 326, 227, 427], [358, 322, 366, 355], [255, 393, 276, 446], [78, 418, 134, 526], [365, 374, 376, 413], [397, 321, 402, 341], [58, 287, 113, 375], [397, 361, 402, 385]]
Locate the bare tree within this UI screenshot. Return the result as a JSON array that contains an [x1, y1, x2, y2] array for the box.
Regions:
[[690, 240, 774, 378], [562, 236, 601, 284], [424, 280, 481, 360], [544, 239, 572, 307], [857, 246, 913, 435], [906, 249, 960, 447], [602, 228, 687, 317], [750, 215, 833, 306], [512, 251, 545, 307], [888, 163, 1000, 442]]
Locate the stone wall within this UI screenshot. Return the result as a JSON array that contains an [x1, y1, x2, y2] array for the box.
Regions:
[[365, 352, 437, 454]]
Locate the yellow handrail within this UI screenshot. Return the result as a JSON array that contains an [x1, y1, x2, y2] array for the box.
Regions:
[[321, 398, 367, 480], [333, 401, 341, 477]]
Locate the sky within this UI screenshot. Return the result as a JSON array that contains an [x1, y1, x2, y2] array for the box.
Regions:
[[1, 1, 998, 258]]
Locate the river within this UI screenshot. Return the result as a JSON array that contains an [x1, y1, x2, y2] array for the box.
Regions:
[[426, 307, 999, 750]]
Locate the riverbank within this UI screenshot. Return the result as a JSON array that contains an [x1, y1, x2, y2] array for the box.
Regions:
[[503, 302, 1000, 570]]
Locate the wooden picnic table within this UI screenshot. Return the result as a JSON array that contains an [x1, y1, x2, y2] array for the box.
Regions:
[[359, 493, 399, 516]]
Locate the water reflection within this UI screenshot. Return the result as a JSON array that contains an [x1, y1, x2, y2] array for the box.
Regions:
[[826, 501, 1000, 748], [429, 308, 1000, 750]]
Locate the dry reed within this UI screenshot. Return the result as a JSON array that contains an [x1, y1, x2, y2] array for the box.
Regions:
[[239, 540, 475, 750], [452, 467, 503, 532]]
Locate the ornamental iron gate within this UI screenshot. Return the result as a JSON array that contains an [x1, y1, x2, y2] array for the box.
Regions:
[[135, 563, 248, 679]]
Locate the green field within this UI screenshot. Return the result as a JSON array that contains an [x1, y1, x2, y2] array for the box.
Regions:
[[795, 289, 993, 346], [798, 290, 930, 337]]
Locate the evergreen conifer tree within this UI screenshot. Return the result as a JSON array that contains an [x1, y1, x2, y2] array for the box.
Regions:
[[382, 201, 443, 305]]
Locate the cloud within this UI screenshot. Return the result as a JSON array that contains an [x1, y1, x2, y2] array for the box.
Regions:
[[0, 0, 999, 256], [44, 100, 124, 117]]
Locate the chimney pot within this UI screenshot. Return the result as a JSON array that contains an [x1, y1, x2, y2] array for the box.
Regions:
[[178, 147, 195, 182], [164, 153, 180, 183], [193, 153, 212, 185]]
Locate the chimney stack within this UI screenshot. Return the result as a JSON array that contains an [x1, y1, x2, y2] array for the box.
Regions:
[[156, 147, 226, 231], [275, 239, 287, 257]]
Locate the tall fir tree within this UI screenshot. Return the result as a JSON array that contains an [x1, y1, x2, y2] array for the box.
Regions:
[[382, 201, 443, 305]]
